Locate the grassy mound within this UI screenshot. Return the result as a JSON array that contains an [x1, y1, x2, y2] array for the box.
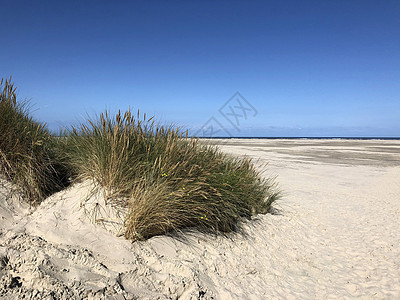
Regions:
[[0, 78, 67, 205], [60, 109, 279, 240], [1, 77, 279, 240]]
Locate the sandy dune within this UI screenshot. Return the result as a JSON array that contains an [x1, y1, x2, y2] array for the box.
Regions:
[[1, 139, 399, 299]]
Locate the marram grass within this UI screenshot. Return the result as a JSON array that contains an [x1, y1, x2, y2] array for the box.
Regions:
[[60, 109, 280, 240], [0, 78, 67, 204], [1, 77, 280, 240]]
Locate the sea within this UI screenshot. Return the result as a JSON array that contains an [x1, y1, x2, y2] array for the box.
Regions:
[[198, 137, 400, 140]]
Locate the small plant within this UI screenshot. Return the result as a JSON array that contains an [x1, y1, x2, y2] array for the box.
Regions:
[[0, 77, 67, 204]]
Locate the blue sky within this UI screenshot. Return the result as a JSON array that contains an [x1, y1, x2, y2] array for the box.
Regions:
[[1, 0, 399, 137]]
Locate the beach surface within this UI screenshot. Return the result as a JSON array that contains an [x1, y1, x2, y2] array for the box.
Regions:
[[1, 139, 400, 299]]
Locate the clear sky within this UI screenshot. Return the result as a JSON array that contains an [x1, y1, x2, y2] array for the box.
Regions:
[[2, 0, 399, 137]]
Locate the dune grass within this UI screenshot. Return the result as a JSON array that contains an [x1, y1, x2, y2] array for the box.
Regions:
[[60, 109, 280, 240], [0, 78, 68, 205], [1, 77, 279, 240]]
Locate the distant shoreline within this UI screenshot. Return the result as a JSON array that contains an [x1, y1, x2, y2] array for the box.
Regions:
[[197, 136, 400, 140]]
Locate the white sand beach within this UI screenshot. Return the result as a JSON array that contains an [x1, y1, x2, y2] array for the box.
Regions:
[[1, 139, 400, 299]]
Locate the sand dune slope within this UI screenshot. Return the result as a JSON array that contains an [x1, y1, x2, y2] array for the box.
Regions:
[[1, 139, 399, 299]]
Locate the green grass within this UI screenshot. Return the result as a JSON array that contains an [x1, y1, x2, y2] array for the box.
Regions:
[[0, 78, 68, 205], [1, 77, 280, 240], [60, 109, 280, 240]]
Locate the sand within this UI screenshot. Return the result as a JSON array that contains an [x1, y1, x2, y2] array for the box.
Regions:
[[1, 139, 400, 299]]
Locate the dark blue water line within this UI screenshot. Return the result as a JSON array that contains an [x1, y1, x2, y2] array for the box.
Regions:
[[197, 137, 400, 140]]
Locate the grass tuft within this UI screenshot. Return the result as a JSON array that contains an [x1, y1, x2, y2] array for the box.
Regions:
[[61, 109, 280, 240], [0, 77, 68, 205]]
